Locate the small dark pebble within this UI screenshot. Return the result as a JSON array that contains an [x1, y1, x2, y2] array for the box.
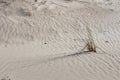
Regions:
[[44, 43, 47, 44], [105, 41, 109, 43]]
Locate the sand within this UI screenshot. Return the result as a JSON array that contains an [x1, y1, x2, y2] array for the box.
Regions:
[[0, 0, 120, 80]]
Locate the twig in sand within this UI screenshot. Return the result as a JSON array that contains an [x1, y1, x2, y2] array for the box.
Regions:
[[80, 20, 96, 52], [81, 20, 111, 56], [85, 41, 96, 52]]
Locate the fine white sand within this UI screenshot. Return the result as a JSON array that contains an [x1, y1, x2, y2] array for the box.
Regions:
[[0, 0, 120, 80]]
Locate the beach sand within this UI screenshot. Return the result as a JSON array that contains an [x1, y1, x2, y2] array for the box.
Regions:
[[0, 0, 120, 80]]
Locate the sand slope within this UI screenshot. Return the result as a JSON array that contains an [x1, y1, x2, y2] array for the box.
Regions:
[[0, 0, 120, 80]]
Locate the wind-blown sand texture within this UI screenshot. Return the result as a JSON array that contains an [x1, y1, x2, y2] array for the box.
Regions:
[[0, 0, 120, 80]]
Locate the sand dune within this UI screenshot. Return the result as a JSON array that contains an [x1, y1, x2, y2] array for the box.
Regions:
[[0, 0, 120, 80]]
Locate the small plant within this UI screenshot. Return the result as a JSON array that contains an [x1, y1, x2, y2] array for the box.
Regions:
[[80, 20, 97, 52], [87, 41, 96, 52]]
